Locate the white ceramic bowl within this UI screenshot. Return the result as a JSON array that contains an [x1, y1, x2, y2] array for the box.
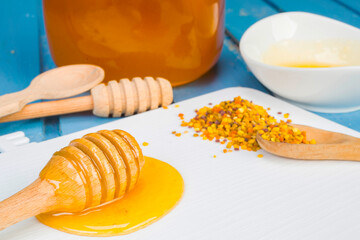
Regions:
[[240, 12, 360, 113]]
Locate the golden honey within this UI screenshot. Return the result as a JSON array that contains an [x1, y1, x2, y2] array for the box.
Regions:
[[42, 0, 225, 86], [263, 39, 360, 68], [36, 157, 184, 237], [278, 63, 338, 68]]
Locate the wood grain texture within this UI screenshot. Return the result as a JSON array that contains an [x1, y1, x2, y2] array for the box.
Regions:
[[0, 96, 94, 123], [91, 77, 173, 117], [0, 179, 56, 230], [336, 0, 360, 15]]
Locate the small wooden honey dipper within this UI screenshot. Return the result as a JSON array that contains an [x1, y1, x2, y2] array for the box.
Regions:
[[0, 129, 144, 230], [0, 77, 173, 123]]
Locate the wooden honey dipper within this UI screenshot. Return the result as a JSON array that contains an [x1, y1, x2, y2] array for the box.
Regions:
[[0, 77, 173, 123], [0, 129, 144, 230]]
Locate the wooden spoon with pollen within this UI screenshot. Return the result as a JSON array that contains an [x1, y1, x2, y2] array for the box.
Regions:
[[0, 129, 144, 230], [257, 124, 360, 161]]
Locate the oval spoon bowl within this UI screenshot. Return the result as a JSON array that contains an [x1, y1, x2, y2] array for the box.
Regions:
[[257, 124, 360, 161], [0, 64, 104, 118], [32, 64, 105, 99]]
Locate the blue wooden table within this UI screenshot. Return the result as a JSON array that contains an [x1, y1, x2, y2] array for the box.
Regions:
[[1, 0, 360, 143]]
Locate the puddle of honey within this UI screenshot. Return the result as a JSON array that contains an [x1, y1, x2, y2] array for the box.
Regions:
[[36, 157, 184, 237]]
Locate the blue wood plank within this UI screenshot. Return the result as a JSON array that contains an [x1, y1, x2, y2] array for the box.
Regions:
[[225, 0, 278, 41], [38, 1, 61, 140], [317, 111, 360, 132], [266, 0, 360, 27], [173, 40, 268, 101], [335, 0, 360, 16], [38, 1, 57, 72], [0, 0, 46, 142]]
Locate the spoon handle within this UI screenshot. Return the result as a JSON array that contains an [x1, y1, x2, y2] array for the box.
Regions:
[[335, 141, 360, 161], [0, 88, 37, 118], [0, 178, 56, 230], [0, 96, 94, 123]]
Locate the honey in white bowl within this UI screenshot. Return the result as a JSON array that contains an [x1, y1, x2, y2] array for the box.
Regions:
[[262, 39, 360, 68]]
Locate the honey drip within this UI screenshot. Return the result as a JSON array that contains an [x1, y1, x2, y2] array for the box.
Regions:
[[37, 157, 184, 237]]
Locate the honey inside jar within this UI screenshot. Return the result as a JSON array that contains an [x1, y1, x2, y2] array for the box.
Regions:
[[36, 157, 184, 237], [42, 0, 225, 86]]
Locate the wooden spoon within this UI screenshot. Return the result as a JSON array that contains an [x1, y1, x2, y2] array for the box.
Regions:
[[0, 129, 144, 230], [256, 124, 360, 160], [0, 76, 173, 122], [0, 64, 104, 118]]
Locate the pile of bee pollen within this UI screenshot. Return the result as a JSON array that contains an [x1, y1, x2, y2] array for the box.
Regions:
[[180, 96, 315, 152]]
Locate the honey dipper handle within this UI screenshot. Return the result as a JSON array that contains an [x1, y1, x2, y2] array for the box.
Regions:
[[0, 178, 56, 230], [0, 96, 93, 123]]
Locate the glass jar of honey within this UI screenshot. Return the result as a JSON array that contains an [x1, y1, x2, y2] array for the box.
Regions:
[[43, 0, 225, 86]]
